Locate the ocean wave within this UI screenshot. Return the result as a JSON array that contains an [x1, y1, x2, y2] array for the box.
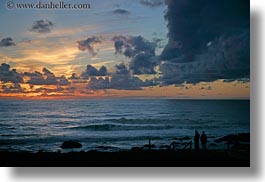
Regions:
[[108, 118, 179, 124], [106, 117, 215, 125], [67, 123, 175, 131], [0, 133, 39, 137], [103, 114, 130, 117]]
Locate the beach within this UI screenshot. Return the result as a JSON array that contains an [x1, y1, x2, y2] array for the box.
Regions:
[[0, 149, 250, 167]]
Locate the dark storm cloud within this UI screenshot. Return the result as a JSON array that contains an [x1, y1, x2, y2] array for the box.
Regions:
[[30, 19, 54, 33], [161, 0, 249, 62], [140, 0, 164, 7], [0, 37, 16, 47], [112, 35, 156, 57], [160, 32, 250, 84], [112, 35, 158, 75], [0, 63, 23, 83], [112, 9, 130, 15], [77, 36, 101, 56], [24, 68, 69, 86], [159, 0, 250, 84], [129, 53, 157, 75]]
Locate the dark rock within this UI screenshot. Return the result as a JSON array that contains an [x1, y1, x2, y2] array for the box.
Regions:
[[215, 133, 250, 143], [209, 143, 217, 146], [131, 147, 142, 152], [231, 143, 250, 151], [60, 141, 82, 149], [143, 144, 155, 148], [159, 145, 169, 149]]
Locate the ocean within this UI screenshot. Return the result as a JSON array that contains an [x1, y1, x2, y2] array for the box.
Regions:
[[0, 99, 250, 152]]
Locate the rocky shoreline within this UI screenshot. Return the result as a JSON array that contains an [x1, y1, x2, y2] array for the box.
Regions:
[[0, 133, 250, 167]]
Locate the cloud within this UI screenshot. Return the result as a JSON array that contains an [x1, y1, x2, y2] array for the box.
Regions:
[[81, 65, 108, 78], [87, 63, 143, 90], [24, 68, 69, 86], [161, 0, 249, 62], [34, 87, 68, 94], [8, 39, 80, 73], [77, 36, 101, 56], [1, 83, 24, 93], [129, 53, 157, 74], [115, 63, 130, 75], [69, 73, 79, 80], [30, 19, 54, 33], [160, 31, 250, 85], [112, 36, 127, 55], [87, 63, 159, 90], [57, 75, 70, 86], [159, 0, 250, 84], [0, 37, 16, 47], [112, 35, 158, 74], [112, 9, 130, 15], [0, 63, 158, 95], [140, 0, 164, 7], [0, 63, 23, 83], [112, 35, 156, 57], [88, 76, 110, 90]]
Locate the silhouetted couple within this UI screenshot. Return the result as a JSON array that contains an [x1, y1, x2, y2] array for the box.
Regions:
[[194, 130, 207, 151]]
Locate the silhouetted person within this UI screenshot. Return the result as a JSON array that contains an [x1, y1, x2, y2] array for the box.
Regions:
[[200, 131, 207, 150], [194, 130, 200, 151]]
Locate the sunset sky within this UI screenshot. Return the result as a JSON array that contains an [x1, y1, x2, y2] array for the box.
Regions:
[[0, 0, 250, 99]]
